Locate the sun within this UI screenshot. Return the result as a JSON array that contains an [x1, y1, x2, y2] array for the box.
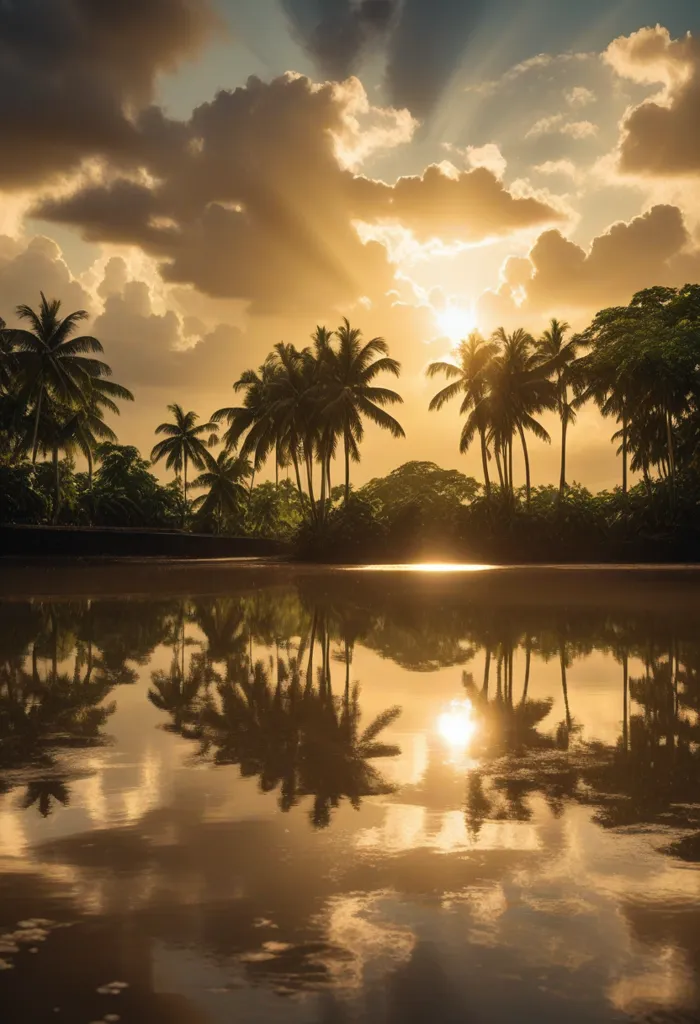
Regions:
[[435, 304, 477, 343], [437, 699, 478, 754]]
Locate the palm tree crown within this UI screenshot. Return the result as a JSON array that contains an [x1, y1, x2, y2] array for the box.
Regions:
[[191, 448, 252, 531], [427, 331, 499, 498], [151, 404, 218, 515], [319, 318, 405, 504], [10, 292, 112, 462]]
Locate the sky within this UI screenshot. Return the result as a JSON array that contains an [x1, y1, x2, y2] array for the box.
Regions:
[[3, 0, 700, 488]]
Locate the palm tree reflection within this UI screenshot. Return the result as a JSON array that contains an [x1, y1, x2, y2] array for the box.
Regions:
[[152, 604, 402, 828]]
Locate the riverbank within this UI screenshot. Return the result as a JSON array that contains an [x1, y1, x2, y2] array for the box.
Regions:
[[0, 524, 288, 560]]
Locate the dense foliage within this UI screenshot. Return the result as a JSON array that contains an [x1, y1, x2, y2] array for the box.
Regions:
[[3, 287, 700, 560]]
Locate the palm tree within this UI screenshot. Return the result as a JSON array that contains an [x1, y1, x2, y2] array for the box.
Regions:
[[427, 332, 498, 499], [191, 449, 252, 532], [536, 319, 579, 496], [65, 377, 135, 489], [213, 356, 281, 487], [482, 328, 559, 504], [320, 319, 405, 504], [151, 404, 217, 519], [266, 342, 321, 514], [9, 293, 112, 463]]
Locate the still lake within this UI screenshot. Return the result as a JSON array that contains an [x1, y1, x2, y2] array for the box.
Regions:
[[1, 562, 700, 1023]]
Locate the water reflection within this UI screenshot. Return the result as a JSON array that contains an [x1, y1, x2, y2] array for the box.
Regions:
[[0, 569, 700, 1022], [436, 699, 478, 761]]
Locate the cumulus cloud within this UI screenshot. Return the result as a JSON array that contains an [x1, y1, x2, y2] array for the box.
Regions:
[[526, 115, 598, 139], [359, 163, 562, 244], [0, 236, 93, 321], [566, 86, 595, 108], [486, 205, 696, 321], [92, 258, 244, 390], [0, 0, 218, 189], [464, 144, 507, 179], [35, 75, 562, 314], [605, 26, 700, 177], [284, 0, 486, 117]]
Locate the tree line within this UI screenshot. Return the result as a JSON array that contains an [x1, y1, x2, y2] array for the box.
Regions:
[[2, 285, 700, 555]]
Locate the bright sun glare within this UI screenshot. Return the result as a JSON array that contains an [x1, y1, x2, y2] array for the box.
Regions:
[[436, 305, 477, 343], [437, 699, 478, 754]]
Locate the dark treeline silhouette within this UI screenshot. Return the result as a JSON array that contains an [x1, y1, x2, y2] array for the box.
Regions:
[[2, 579, 700, 855], [3, 287, 700, 559]]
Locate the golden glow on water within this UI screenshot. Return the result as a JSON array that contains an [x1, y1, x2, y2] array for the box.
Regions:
[[437, 699, 478, 755], [354, 563, 494, 573]]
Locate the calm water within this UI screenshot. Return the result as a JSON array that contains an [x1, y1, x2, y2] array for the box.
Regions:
[[1, 563, 700, 1023]]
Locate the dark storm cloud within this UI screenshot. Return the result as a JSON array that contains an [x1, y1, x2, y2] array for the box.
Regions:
[[0, 0, 218, 188], [282, 0, 397, 80], [34, 75, 561, 315], [282, 0, 485, 118], [384, 0, 485, 117]]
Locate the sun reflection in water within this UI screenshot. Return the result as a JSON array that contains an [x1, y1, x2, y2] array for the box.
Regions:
[[437, 699, 478, 760]]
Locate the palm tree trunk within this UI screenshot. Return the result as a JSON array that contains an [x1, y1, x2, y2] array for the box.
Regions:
[[517, 422, 531, 505], [344, 638, 351, 702], [319, 446, 328, 523], [53, 444, 60, 523], [494, 444, 505, 493], [305, 449, 317, 521], [275, 441, 279, 488], [621, 411, 628, 496], [248, 466, 256, 505], [305, 609, 318, 695], [183, 452, 188, 527], [482, 646, 491, 697], [508, 438, 514, 504], [31, 390, 43, 465], [327, 456, 332, 506], [87, 445, 94, 490], [665, 408, 676, 490], [479, 428, 491, 500], [521, 634, 531, 704], [291, 450, 304, 502], [51, 608, 58, 683], [344, 428, 351, 505], [559, 403, 568, 496], [622, 650, 629, 753], [560, 643, 571, 729]]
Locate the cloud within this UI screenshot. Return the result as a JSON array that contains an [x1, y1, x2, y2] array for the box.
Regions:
[[0, 236, 93, 321], [525, 204, 692, 312], [605, 26, 700, 177], [284, 0, 486, 118], [565, 86, 595, 108], [470, 50, 592, 97], [282, 1, 396, 81], [526, 115, 598, 139], [464, 144, 507, 179], [475, 204, 700, 334], [358, 163, 562, 245], [35, 75, 562, 315], [330, 77, 417, 170], [0, 0, 218, 189], [533, 159, 582, 183], [92, 258, 244, 390]]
